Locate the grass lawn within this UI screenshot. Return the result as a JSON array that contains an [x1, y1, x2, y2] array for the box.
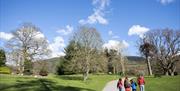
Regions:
[[0, 74, 180, 91], [144, 76, 180, 91], [0, 74, 119, 91]]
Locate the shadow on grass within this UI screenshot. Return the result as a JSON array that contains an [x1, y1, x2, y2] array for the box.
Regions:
[[0, 78, 95, 91], [55, 75, 83, 81]]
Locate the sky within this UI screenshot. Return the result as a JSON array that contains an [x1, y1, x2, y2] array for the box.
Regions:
[[0, 0, 180, 58]]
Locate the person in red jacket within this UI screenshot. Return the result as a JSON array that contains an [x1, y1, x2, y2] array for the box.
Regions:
[[117, 78, 123, 91], [137, 75, 145, 91]]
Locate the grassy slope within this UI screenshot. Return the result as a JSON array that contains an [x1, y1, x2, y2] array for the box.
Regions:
[[0, 74, 180, 91]]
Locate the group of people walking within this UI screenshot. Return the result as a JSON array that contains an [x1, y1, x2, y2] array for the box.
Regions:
[[117, 75, 145, 91]]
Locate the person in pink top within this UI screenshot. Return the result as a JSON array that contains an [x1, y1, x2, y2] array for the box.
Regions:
[[137, 75, 145, 91], [117, 78, 123, 91]]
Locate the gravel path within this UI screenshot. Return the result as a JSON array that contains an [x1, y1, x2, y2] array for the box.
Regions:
[[102, 77, 134, 91]]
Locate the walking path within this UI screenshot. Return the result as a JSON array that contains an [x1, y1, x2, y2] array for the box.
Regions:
[[102, 77, 134, 91]]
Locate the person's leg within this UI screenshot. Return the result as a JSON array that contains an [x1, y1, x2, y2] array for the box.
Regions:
[[142, 85, 145, 91], [140, 85, 143, 91]]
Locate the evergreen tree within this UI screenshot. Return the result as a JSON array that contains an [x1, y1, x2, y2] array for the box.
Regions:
[[0, 49, 6, 66]]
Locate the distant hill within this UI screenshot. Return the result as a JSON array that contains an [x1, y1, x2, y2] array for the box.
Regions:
[[126, 56, 145, 62], [44, 57, 61, 62], [32, 57, 62, 74], [125, 56, 148, 75], [125, 56, 146, 65]]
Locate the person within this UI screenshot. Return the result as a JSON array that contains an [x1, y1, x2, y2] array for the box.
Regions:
[[130, 79, 137, 91], [117, 78, 123, 91], [124, 77, 131, 91], [137, 75, 145, 91]]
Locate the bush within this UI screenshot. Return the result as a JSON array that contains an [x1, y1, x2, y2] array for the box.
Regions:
[[0, 66, 11, 74], [39, 69, 48, 76], [23, 69, 33, 75], [57, 67, 65, 75], [174, 72, 178, 76], [126, 69, 137, 76], [154, 73, 162, 78]]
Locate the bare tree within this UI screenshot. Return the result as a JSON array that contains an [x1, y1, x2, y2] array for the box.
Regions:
[[72, 26, 103, 81], [7, 23, 50, 75], [140, 29, 180, 76], [104, 48, 125, 75]]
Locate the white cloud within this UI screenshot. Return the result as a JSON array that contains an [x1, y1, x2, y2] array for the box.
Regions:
[[79, 0, 110, 25], [158, 0, 174, 5], [122, 40, 129, 48], [57, 25, 73, 35], [103, 40, 129, 53], [108, 30, 120, 39], [34, 31, 45, 39], [128, 25, 150, 38], [0, 32, 14, 40], [49, 36, 65, 58]]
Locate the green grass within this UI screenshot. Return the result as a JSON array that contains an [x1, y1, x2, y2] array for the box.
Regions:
[[144, 76, 180, 91], [0, 74, 180, 91], [0, 74, 119, 91], [0, 66, 11, 74]]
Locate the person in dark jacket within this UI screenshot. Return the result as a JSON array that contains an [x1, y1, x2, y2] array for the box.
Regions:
[[124, 77, 131, 91]]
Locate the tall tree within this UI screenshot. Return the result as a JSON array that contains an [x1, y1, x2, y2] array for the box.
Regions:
[[7, 23, 50, 75], [0, 49, 6, 66], [69, 26, 103, 81], [104, 48, 125, 75], [140, 29, 180, 76], [139, 41, 156, 76]]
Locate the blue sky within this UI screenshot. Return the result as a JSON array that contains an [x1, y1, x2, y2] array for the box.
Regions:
[[0, 0, 180, 57]]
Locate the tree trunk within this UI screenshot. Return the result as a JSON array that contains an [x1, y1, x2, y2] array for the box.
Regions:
[[120, 57, 125, 75], [165, 71, 169, 76], [146, 56, 152, 75], [170, 66, 176, 76], [113, 66, 115, 74], [83, 68, 89, 81], [83, 57, 89, 81]]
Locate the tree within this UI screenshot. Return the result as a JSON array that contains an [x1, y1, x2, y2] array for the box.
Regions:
[[140, 29, 180, 76], [0, 49, 6, 66], [58, 40, 82, 74], [104, 48, 125, 75], [7, 23, 50, 75], [64, 26, 103, 81], [139, 41, 156, 76], [103, 40, 126, 75]]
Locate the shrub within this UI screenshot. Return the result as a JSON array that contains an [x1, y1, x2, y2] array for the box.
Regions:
[[174, 72, 178, 76], [23, 69, 33, 75], [57, 66, 65, 75], [154, 73, 162, 78], [39, 69, 48, 76], [0, 66, 11, 74], [126, 69, 138, 76]]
